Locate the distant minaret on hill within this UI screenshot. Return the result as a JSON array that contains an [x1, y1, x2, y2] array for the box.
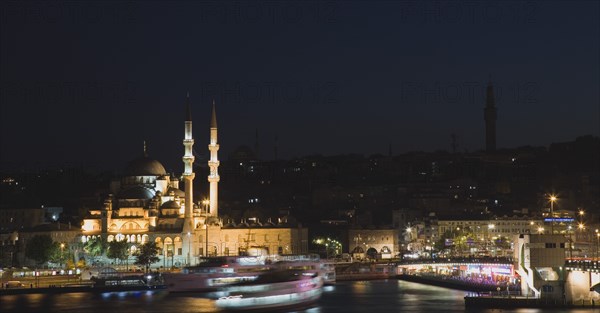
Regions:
[[208, 100, 220, 217], [484, 79, 497, 152]]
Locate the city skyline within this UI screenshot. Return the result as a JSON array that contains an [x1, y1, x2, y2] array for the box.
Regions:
[[1, 1, 598, 172]]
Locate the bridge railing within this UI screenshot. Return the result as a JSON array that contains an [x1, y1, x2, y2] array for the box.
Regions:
[[397, 256, 513, 265], [565, 259, 599, 271]]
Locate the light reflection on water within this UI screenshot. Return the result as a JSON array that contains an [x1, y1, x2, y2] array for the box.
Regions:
[[1, 280, 598, 313]]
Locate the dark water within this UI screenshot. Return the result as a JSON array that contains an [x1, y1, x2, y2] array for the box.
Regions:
[[1, 280, 598, 313]]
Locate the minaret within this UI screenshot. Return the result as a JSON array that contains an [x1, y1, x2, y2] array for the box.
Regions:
[[182, 93, 195, 233], [208, 100, 220, 217], [484, 79, 497, 152]]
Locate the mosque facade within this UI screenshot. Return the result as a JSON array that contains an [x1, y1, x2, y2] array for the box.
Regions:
[[80, 96, 307, 267]]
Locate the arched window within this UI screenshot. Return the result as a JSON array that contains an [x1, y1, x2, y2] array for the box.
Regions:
[[164, 237, 173, 257], [352, 246, 364, 254], [366, 247, 378, 258], [174, 237, 182, 255]]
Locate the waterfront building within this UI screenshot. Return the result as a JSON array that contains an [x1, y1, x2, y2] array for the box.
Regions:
[[348, 228, 398, 260], [436, 216, 543, 257], [514, 234, 566, 299], [16, 96, 308, 268]]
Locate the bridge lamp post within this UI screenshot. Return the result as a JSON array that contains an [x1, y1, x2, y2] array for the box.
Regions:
[[487, 224, 495, 256], [406, 227, 413, 258], [537, 226, 544, 234], [567, 225, 573, 259], [60, 243, 65, 269], [549, 195, 557, 234]]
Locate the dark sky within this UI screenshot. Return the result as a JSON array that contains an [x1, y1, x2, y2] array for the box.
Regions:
[[1, 1, 599, 172]]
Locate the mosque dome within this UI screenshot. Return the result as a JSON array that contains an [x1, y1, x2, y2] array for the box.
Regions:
[[118, 186, 155, 199], [124, 156, 167, 176], [161, 200, 181, 209], [166, 187, 186, 198]]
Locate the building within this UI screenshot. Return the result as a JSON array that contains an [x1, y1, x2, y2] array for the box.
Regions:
[[76, 95, 307, 268], [0, 207, 46, 232], [514, 234, 566, 299], [436, 215, 543, 257], [348, 228, 398, 260]]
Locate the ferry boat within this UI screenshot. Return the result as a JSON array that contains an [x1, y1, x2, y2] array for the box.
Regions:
[[0, 270, 166, 296], [91, 272, 165, 291], [272, 254, 336, 285], [215, 269, 323, 311], [162, 255, 273, 293], [164, 252, 335, 294]]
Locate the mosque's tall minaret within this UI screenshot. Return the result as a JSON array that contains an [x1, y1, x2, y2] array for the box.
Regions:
[[208, 101, 220, 217], [182, 94, 195, 233]]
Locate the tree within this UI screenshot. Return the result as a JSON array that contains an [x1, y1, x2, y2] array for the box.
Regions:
[[76, 257, 87, 268], [107, 240, 130, 265], [25, 235, 55, 266], [493, 236, 512, 252], [435, 230, 452, 251], [84, 236, 107, 265], [134, 242, 160, 273], [453, 228, 476, 257], [49, 242, 69, 267]]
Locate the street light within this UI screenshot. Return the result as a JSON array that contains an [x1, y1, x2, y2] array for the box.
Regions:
[[187, 232, 191, 265], [202, 199, 210, 215], [567, 225, 573, 259], [60, 243, 65, 269], [487, 224, 495, 256], [549, 195, 557, 234], [205, 224, 209, 257], [538, 227, 544, 234], [201, 198, 210, 257]]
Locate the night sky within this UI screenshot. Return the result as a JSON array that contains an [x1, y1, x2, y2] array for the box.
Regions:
[[1, 1, 598, 172]]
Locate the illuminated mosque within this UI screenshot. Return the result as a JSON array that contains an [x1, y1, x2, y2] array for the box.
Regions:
[[81, 96, 307, 267]]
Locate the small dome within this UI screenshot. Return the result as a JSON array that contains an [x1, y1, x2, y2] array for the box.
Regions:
[[167, 187, 185, 198], [124, 156, 167, 176], [118, 186, 155, 199], [161, 200, 180, 209]]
